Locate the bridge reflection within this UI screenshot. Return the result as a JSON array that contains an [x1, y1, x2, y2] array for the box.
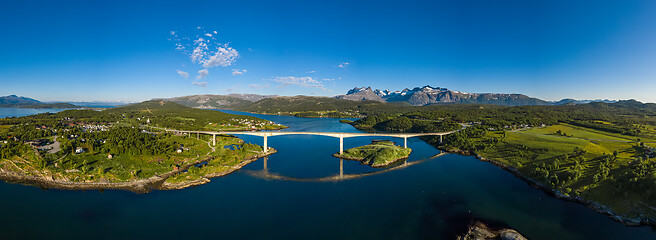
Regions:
[[244, 151, 447, 182]]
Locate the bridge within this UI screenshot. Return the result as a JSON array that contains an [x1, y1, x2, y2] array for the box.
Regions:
[[246, 151, 449, 182], [162, 128, 457, 154]]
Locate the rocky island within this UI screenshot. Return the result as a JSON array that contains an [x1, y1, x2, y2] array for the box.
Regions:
[[333, 140, 412, 168]]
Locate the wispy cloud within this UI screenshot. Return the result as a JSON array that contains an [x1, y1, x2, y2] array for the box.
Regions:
[[170, 28, 240, 69], [224, 84, 242, 93], [307, 70, 316, 73], [197, 69, 209, 79], [272, 76, 325, 88], [176, 70, 189, 79], [232, 69, 247, 75], [338, 62, 350, 68], [192, 82, 207, 87]]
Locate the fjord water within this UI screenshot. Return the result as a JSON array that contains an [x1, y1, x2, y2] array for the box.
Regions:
[[0, 107, 65, 118], [1, 109, 655, 239]]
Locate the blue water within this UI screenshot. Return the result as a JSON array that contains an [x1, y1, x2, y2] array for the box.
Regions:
[[0, 107, 66, 118], [0, 109, 655, 240]]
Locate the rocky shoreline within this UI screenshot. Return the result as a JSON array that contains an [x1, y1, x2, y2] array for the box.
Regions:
[[332, 153, 410, 168], [457, 220, 527, 240], [160, 149, 276, 190], [440, 147, 656, 227], [0, 149, 277, 193]]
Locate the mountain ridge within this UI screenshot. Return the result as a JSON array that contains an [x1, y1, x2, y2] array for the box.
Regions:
[[0, 95, 79, 109], [335, 85, 550, 106]]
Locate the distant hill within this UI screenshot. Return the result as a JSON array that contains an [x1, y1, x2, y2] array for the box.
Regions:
[[0, 95, 79, 109], [105, 100, 268, 125], [162, 94, 277, 109], [236, 95, 388, 117], [550, 98, 618, 105], [335, 86, 551, 106], [47, 101, 129, 108]]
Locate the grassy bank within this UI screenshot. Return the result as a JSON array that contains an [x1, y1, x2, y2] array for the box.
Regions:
[[434, 123, 656, 225]]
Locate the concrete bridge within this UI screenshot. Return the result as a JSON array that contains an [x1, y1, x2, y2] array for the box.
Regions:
[[164, 129, 457, 154]]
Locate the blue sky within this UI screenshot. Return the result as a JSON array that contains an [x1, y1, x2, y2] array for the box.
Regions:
[[0, 0, 654, 103]]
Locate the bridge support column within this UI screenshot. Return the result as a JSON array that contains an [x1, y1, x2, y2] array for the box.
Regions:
[[264, 136, 268, 153], [339, 136, 344, 155], [212, 134, 216, 146], [440, 135, 443, 144], [404, 137, 407, 148], [197, 132, 199, 140]]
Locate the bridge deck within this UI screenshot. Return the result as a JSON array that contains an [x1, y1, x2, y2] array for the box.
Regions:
[[167, 130, 456, 138]]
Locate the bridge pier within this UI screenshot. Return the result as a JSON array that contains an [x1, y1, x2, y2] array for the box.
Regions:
[[264, 135, 268, 153], [440, 135, 443, 144], [212, 134, 216, 146], [197, 132, 199, 140], [403, 137, 407, 148], [339, 136, 344, 155]]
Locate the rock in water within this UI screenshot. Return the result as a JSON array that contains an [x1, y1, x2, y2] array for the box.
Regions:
[[457, 221, 527, 240]]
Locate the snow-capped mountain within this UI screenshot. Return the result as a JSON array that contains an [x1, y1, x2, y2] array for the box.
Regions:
[[335, 85, 551, 106]]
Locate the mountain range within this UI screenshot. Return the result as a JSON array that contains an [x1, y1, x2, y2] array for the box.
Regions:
[[0, 95, 78, 109], [162, 94, 278, 109], [335, 86, 618, 106]]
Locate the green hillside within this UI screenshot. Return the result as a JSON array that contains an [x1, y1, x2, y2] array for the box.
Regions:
[[235, 96, 392, 117]]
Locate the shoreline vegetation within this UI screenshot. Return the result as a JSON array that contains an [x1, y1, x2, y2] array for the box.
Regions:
[[333, 140, 412, 168], [334, 100, 656, 227], [0, 149, 276, 193], [442, 146, 655, 227], [0, 100, 285, 193], [434, 126, 656, 227]]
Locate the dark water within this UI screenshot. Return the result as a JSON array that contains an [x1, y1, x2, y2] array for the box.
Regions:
[[0, 109, 655, 240]]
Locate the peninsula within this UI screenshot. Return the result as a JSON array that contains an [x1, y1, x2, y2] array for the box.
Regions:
[[0, 100, 285, 192]]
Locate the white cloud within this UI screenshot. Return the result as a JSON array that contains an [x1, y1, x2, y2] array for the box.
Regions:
[[170, 28, 240, 69], [232, 69, 247, 75], [202, 46, 239, 68], [272, 76, 324, 88], [307, 70, 316, 73], [170, 31, 176, 36], [322, 78, 335, 81], [192, 82, 207, 87], [176, 70, 189, 79], [338, 62, 350, 68], [197, 69, 209, 79]]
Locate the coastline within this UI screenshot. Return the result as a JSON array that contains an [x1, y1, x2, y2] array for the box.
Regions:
[[439, 147, 656, 227], [0, 149, 277, 193]]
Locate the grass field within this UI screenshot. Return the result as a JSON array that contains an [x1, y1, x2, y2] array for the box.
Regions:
[[461, 123, 656, 220]]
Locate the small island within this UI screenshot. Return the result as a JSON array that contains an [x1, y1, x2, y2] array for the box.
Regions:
[[333, 140, 412, 168]]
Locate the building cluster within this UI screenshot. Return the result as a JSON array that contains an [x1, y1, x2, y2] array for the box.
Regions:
[[220, 118, 279, 129]]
